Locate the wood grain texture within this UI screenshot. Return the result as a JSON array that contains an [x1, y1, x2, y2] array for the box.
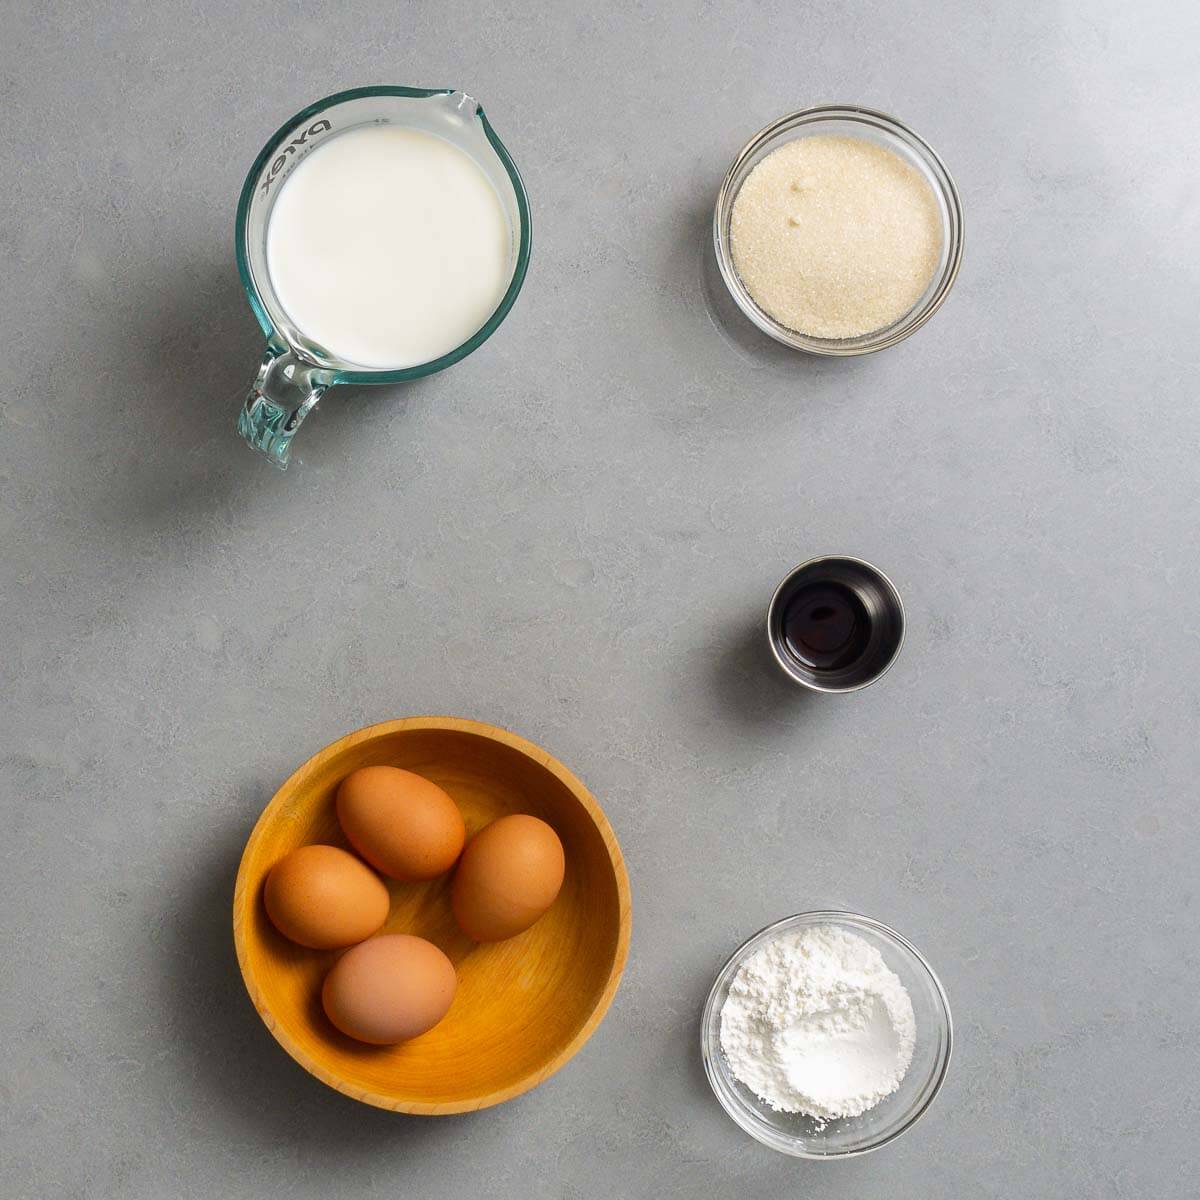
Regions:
[[232, 716, 632, 1114]]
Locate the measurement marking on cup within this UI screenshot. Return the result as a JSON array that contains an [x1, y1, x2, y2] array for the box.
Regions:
[[259, 120, 333, 196]]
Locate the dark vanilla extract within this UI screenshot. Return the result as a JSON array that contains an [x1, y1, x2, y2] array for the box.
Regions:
[[781, 581, 870, 672]]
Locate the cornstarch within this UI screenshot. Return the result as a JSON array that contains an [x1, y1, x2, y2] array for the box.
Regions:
[[719, 924, 916, 1124]]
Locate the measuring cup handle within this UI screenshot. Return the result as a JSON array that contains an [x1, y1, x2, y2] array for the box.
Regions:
[[236, 341, 329, 469]]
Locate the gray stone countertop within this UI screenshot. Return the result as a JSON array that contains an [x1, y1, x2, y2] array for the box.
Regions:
[[4, 2, 1198, 1197]]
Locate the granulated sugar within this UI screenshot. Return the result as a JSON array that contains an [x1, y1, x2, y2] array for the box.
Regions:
[[730, 135, 942, 339]]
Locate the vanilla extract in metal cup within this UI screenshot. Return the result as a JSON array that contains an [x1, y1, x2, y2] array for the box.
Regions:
[[767, 557, 904, 692]]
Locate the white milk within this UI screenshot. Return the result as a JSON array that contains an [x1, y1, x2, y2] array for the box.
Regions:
[[266, 125, 512, 369]]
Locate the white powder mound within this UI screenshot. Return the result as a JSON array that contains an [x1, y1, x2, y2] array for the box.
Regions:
[[719, 925, 916, 1124], [729, 134, 942, 339]]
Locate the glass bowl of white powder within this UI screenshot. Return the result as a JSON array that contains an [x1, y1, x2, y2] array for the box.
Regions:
[[713, 105, 964, 355], [701, 911, 952, 1157]]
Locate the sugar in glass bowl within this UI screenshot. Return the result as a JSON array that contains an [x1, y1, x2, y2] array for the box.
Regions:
[[701, 911, 952, 1157], [713, 105, 964, 356]]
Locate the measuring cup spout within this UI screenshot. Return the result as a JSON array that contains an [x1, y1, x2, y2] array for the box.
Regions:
[[236, 341, 330, 469]]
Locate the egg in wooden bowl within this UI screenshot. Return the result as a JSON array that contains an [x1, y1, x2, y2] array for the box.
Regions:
[[232, 716, 631, 1113]]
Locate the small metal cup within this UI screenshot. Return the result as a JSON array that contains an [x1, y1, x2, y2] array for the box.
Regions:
[[767, 556, 905, 693]]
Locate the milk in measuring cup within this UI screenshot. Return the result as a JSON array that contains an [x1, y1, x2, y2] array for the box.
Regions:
[[265, 125, 511, 369]]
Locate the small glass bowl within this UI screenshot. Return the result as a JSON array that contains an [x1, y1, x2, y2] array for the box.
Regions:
[[701, 911, 952, 1158], [713, 105, 964, 356]]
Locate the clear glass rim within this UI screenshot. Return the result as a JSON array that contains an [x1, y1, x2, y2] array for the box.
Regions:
[[713, 104, 964, 357], [234, 84, 533, 384], [700, 909, 954, 1159]]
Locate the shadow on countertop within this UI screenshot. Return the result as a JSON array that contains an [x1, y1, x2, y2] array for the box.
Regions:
[[707, 614, 819, 732], [163, 808, 478, 1159], [97, 256, 428, 535]]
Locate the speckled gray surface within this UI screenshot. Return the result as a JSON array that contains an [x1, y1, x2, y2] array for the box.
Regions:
[[4, 1, 1199, 1196]]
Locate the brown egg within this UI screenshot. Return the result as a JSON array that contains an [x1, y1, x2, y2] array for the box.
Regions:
[[322, 934, 457, 1044], [263, 844, 389, 949], [451, 814, 565, 942], [336, 765, 466, 881]]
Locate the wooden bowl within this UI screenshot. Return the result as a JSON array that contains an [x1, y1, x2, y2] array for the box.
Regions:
[[233, 717, 631, 1113]]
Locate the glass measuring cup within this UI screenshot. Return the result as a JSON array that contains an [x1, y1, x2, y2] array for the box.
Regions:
[[235, 86, 532, 468]]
